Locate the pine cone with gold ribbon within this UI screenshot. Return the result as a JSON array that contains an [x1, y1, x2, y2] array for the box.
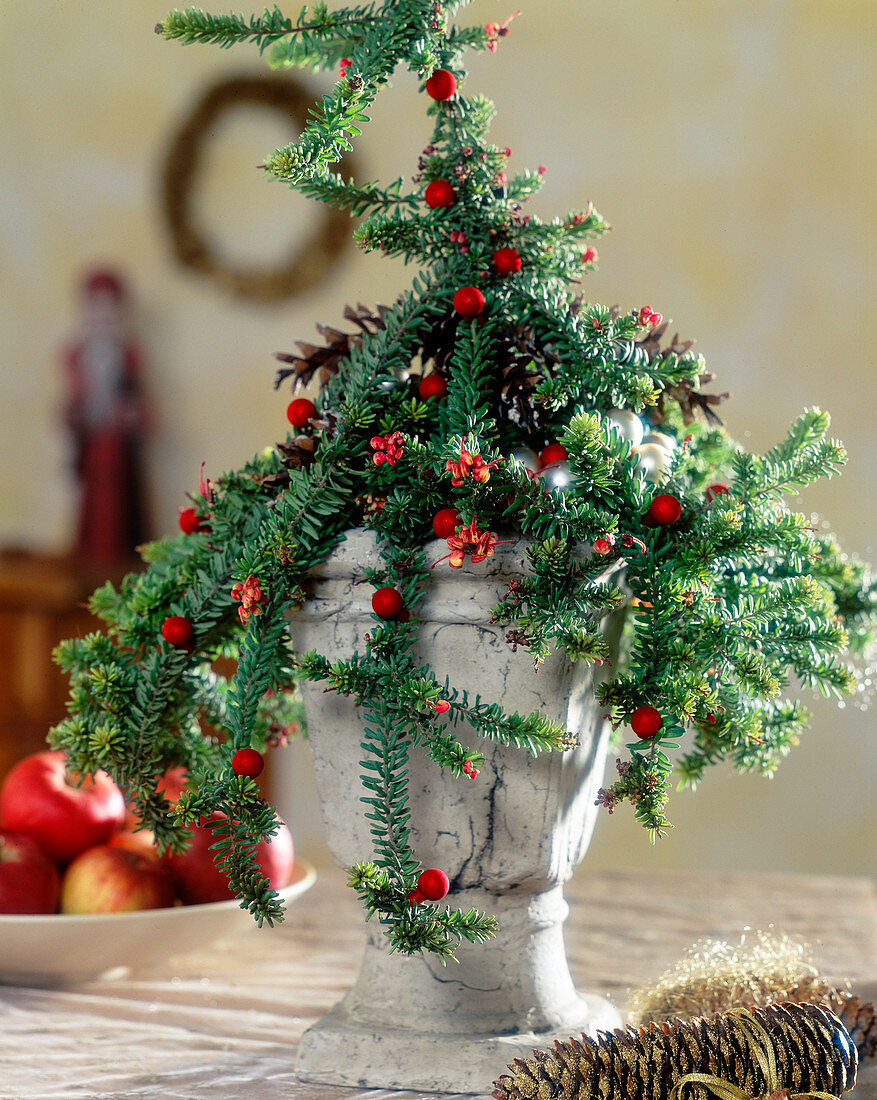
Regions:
[[492, 1003, 857, 1100]]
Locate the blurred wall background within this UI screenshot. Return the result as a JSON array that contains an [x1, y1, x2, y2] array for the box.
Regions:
[[1, 1, 873, 875]]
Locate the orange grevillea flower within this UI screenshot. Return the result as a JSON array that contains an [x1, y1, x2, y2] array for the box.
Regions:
[[445, 443, 499, 487], [370, 430, 405, 466], [231, 575, 267, 625], [484, 10, 520, 51], [432, 517, 512, 569], [638, 305, 663, 328]]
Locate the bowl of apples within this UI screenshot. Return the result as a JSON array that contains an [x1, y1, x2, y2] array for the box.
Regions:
[[0, 751, 315, 986]]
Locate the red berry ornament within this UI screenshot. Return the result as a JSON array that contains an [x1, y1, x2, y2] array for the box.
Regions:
[[647, 493, 682, 526], [162, 615, 193, 648], [432, 508, 462, 539], [539, 443, 569, 467], [424, 179, 456, 209], [232, 748, 264, 779], [425, 69, 457, 101], [706, 483, 730, 501], [418, 373, 448, 400], [371, 586, 404, 620], [630, 705, 663, 740], [287, 398, 317, 428], [453, 286, 485, 317], [492, 247, 522, 275], [178, 507, 206, 535], [417, 867, 450, 902]]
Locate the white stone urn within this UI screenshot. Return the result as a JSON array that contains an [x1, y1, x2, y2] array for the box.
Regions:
[[287, 528, 622, 1094]]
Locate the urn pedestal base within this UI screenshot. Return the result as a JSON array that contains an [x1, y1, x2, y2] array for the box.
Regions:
[[296, 995, 620, 1094], [295, 884, 621, 1094]]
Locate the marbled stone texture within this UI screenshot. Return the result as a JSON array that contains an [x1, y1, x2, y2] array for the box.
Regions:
[[288, 529, 622, 1093]]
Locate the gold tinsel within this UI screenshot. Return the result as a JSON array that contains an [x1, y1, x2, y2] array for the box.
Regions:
[[627, 929, 820, 1025], [625, 929, 875, 1061]]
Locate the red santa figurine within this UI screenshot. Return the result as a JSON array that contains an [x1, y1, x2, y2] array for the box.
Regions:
[[64, 268, 151, 565]]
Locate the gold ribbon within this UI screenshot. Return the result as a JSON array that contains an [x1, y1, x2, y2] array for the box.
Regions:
[[668, 1010, 841, 1100]]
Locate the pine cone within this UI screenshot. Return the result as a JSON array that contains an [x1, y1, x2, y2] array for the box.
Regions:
[[273, 303, 391, 391], [832, 993, 877, 1060], [419, 308, 463, 375], [788, 979, 876, 1060], [637, 320, 727, 428], [492, 1003, 857, 1100]]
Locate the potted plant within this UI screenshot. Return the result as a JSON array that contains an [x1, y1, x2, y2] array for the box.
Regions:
[[49, 1, 875, 1093]]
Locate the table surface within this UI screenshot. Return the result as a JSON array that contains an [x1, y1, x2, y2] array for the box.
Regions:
[[2, 866, 875, 1100]]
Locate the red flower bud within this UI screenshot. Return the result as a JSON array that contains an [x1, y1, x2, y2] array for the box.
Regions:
[[287, 398, 317, 428], [232, 748, 264, 778], [417, 868, 450, 902], [161, 616, 193, 648], [492, 247, 522, 275], [424, 179, 456, 209], [425, 69, 456, 101], [453, 286, 485, 317], [630, 705, 663, 739]]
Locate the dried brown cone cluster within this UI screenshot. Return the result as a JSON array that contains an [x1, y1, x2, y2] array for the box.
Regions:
[[273, 303, 392, 392], [271, 300, 729, 453], [631, 316, 727, 428], [492, 1003, 857, 1100]]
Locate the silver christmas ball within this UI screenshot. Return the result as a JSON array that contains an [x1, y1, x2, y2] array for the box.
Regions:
[[541, 460, 572, 493], [508, 447, 540, 474], [604, 407, 644, 447], [634, 443, 671, 484], [641, 430, 677, 453]]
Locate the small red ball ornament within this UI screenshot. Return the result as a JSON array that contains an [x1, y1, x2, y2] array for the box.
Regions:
[[432, 508, 462, 539], [706, 483, 730, 501], [232, 748, 264, 779], [425, 69, 457, 101], [287, 398, 317, 428], [417, 867, 450, 902], [492, 247, 522, 275], [161, 615, 194, 648], [371, 586, 404, 620], [424, 179, 456, 209], [630, 705, 663, 740], [539, 443, 569, 467], [178, 507, 206, 535], [418, 373, 449, 400], [647, 493, 682, 526], [453, 286, 485, 317]]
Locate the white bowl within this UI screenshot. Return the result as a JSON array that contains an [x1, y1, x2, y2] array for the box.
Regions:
[[0, 858, 316, 987]]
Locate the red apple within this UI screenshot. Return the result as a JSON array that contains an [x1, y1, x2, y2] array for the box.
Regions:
[[163, 812, 295, 905], [0, 830, 61, 914], [0, 751, 127, 864], [108, 828, 160, 860], [60, 844, 178, 914]]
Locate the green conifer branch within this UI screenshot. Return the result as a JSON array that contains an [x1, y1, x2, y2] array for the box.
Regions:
[[43, 1, 877, 949], [157, 4, 377, 53]]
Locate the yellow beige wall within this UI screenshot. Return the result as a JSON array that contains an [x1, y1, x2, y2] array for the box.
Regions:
[[1, 2, 873, 876]]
